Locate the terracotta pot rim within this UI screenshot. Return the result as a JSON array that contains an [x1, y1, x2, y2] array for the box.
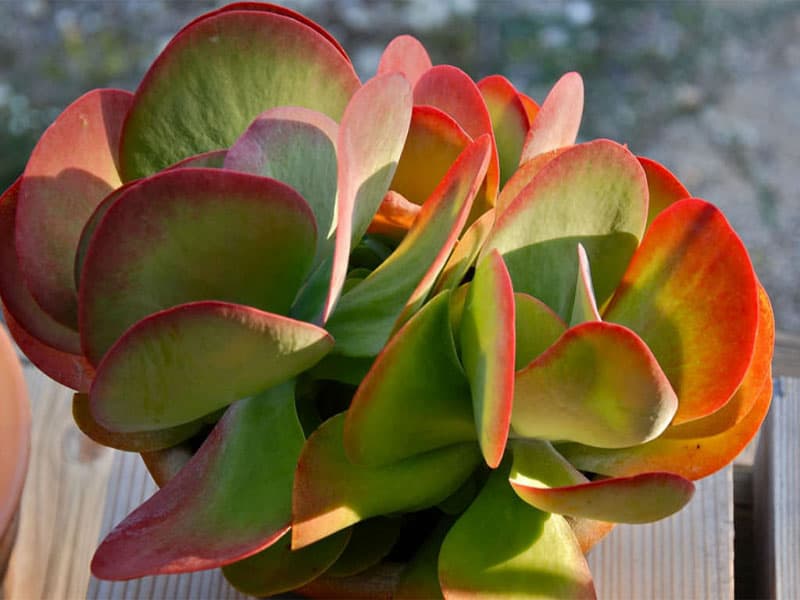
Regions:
[[0, 325, 31, 540]]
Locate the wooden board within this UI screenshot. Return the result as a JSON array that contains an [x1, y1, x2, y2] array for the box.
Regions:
[[754, 376, 799, 600]]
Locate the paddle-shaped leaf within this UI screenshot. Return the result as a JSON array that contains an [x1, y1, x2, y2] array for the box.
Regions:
[[344, 292, 475, 466], [604, 198, 759, 424], [478, 75, 530, 187], [91, 383, 305, 579], [483, 140, 648, 320], [326, 517, 402, 577], [495, 147, 569, 216], [438, 465, 595, 599], [73, 393, 203, 452], [377, 35, 433, 85], [519, 72, 583, 163], [90, 301, 333, 432], [414, 65, 499, 216], [513, 321, 677, 448], [326, 136, 491, 356], [2, 306, 94, 392], [0, 179, 81, 353], [224, 106, 339, 270], [292, 414, 481, 549], [639, 156, 690, 229], [223, 529, 351, 598], [79, 168, 317, 364], [119, 9, 359, 180], [509, 440, 694, 523], [323, 73, 413, 322], [514, 293, 567, 369], [16, 89, 132, 329], [459, 250, 515, 468], [570, 244, 601, 326], [561, 284, 774, 480], [390, 106, 470, 207]]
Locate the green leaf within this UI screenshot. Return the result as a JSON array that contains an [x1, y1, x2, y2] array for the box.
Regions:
[[323, 73, 413, 322], [79, 168, 317, 363], [460, 250, 515, 468], [344, 291, 475, 466], [327, 517, 402, 577], [514, 293, 567, 370], [91, 383, 306, 579], [292, 414, 481, 549], [512, 321, 677, 448], [569, 244, 601, 327], [90, 301, 333, 432], [483, 139, 647, 320], [438, 464, 595, 599], [119, 9, 359, 180]]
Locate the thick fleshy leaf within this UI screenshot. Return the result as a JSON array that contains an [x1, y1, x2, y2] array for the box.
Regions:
[[604, 198, 759, 424], [495, 147, 568, 216], [223, 529, 351, 597], [327, 517, 402, 577], [377, 35, 432, 85], [519, 72, 583, 163], [323, 73, 413, 322], [509, 440, 694, 523], [459, 250, 515, 468], [478, 75, 529, 187], [292, 414, 481, 550], [366, 191, 421, 240], [15, 88, 132, 328], [483, 139, 648, 320], [2, 306, 93, 392], [438, 465, 595, 599], [414, 65, 499, 216], [73, 393, 203, 452], [569, 244, 601, 326], [561, 284, 774, 480], [513, 321, 677, 448], [90, 301, 333, 432], [390, 106, 470, 207], [0, 179, 81, 353], [514, 292, 567, 369], [225, 106, 339, 270], [119, 10, 358, 180], [176, 3, 351, 62], [518, 92, 540, 124], [639, 156, 690, 229], [91, 384, 305, 579], [79, 168, 316, 364], [344, 292, 474, 466], [327, 136, 491, 356], [433, 208, 495, 294]]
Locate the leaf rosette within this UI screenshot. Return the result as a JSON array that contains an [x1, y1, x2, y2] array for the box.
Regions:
[[0, 3, 772, 598]]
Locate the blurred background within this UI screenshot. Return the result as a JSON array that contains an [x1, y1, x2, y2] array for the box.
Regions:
[[1, 0, 798, 332]]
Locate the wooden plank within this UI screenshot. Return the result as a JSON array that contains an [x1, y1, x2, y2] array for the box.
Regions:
[[774, 331, 800, 377], [754, 376, 799, 599], [587, 466, 733, 600], [1, 368, 115, 600]]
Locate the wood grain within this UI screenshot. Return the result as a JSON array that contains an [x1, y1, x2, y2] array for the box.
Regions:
[[1, 367, 115, 600], [754, 376, 799, 600], [588, 466, 733, 600]]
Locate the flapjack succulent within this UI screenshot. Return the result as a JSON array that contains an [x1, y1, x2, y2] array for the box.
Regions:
[[0, 3, 773, 598]]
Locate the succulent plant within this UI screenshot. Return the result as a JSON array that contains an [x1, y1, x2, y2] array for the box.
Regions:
[[0, 3, 773, 598]]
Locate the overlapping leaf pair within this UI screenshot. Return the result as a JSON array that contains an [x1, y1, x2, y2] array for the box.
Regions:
[[0, 3, 773, 598]]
